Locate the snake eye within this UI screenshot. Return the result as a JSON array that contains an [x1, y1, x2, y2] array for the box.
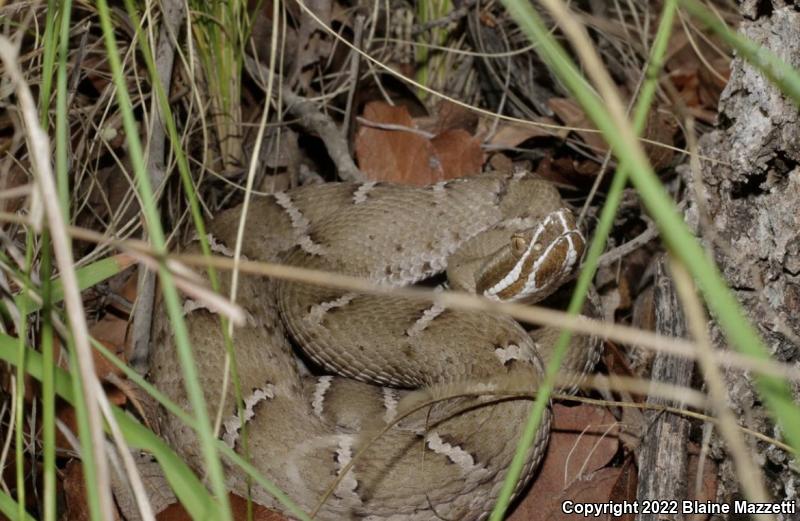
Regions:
[[510, 234, 528, 257]]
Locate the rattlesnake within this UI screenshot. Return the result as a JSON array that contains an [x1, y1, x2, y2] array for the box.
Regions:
[[149, 170, 601, 520]]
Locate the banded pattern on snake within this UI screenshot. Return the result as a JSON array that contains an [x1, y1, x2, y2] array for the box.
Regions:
[[149, 170, 601, 520]]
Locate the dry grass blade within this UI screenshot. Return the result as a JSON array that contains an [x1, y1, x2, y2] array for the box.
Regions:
[[0, 36, 114, 520]]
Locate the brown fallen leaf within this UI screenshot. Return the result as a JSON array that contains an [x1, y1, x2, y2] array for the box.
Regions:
[[608, 456, 638, 521], [686, 444, 719, 521], [484, 118, 564, 149], [430, 129, 484, 181], [63, 460, 122, 521], [89, 315, 130, 379], [642, 110, 678, 170], [355, 101, 484, 186], [535, 155, 599, 185], [416, 99, 480, 135], [548, 97, 609, 156], [508, 403, 620, 521]]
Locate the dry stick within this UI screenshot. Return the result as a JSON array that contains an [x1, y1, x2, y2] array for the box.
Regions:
[[0, 37, 114, 520], [635, 258, 693, 521], [670, 258, 775, 516], [591, 216, 659, 268], [341, 13, 364, 142], [130, 0, 185, 374], [281, 89, 364, 182]]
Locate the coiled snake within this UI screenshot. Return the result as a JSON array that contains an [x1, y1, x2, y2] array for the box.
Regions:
[[149, 170, 601, 520]]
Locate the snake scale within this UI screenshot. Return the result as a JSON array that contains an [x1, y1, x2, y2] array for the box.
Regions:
[[149, 170, 601, 520]]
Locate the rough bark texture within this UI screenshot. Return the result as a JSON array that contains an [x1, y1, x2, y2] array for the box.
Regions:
[[636, 258, 693, 521], [680, 5, 800, 514]]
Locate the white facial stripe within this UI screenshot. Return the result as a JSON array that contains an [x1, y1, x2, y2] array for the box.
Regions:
[[485, 219, 548, 297], [563, 233, 578, 270], [485, 210, 580, 300], [520, 235, 563, 295]]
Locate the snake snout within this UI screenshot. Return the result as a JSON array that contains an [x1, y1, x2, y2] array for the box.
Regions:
[[478, 208, 584, 303]]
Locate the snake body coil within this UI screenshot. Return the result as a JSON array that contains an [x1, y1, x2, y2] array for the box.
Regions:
[[149, 171, 600, 520]]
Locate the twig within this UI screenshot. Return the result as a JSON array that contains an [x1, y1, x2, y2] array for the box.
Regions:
[[593, 215, 659, 268], [356, 116, 436, 139], [130, 0, 186, 374], [282, 89, 364, 182], [342, 14, 364, 141]]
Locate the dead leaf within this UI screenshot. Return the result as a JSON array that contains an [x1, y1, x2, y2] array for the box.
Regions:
[[642, 110, 677, 170], [355, 102, 438, 185], [430, 129, 484, 180], [485, 118, 564, 149], [89, 315, 130, 379], [535, 155, 599, 185], [355, 101, 484, 185], [548, 98, 609, 155], [686, 445, 719, 521], [608, 456, 638, 521], [509, 467, 623, 521], [63, 460, 122, 521], [508, 404, 620, 521], [425, 99, 479, 135]]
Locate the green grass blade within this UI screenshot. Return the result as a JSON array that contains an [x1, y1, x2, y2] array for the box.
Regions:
[[14, 254, 135, 316], [67, 341, 103, 520], [55, 0, 73, 215], [37, 0, 59, 125], [93, 0, 231, 516], [40, 239, 57, 521], [0, 490, 36, 521], [37, 4, 61, 519]]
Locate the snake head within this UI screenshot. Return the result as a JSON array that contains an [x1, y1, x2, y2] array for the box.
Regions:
[[476, 208, 585, 303]]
